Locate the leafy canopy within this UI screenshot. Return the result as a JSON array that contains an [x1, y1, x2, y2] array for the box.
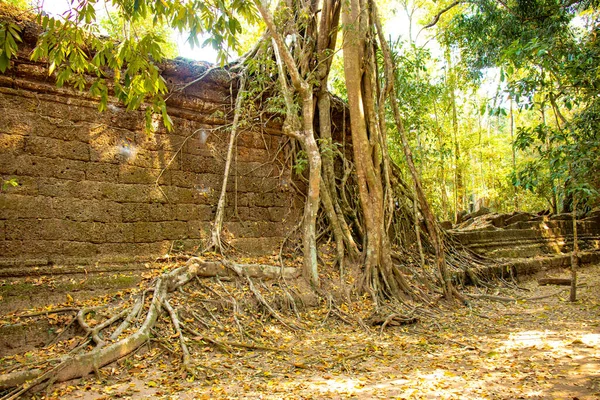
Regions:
[[443, 0, 600, 208], [0, 0, 260, 131]]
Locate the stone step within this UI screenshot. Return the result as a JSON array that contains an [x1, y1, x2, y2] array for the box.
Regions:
[[470, 238, 600, 258], [454, 250, 600, 284], [453, 224, 600, 246], [0, 271, 145, 314]]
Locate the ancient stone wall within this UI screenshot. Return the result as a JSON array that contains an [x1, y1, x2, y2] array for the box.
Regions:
[[0, 55, 301, 275], [452, 212, 600, 259]]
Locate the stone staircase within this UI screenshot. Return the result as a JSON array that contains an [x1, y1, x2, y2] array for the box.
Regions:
[[451, 210, 600, 276]]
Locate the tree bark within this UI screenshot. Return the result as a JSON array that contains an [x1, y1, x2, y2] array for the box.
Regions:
[[255, 0, 322, 286], [510, 96, 519, 211], [342, 0, 381, 290], [207, 74, 246, 253], [373, 3, 455, 299], [301, 121, 321, 286], [315, 0, 357, 270], [446, 50, 464, 219], [342, 0, 412, 299], [570, 194, 578, 302]]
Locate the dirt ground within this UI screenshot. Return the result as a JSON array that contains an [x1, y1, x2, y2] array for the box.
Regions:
[[2, 263, 600, 400]]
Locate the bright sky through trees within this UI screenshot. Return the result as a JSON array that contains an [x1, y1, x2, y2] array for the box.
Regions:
[[38, 0, 219, 61], [37, 0, 418, 64]]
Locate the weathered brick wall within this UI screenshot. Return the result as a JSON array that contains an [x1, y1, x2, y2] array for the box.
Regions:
[[0, 58, 301, 273]]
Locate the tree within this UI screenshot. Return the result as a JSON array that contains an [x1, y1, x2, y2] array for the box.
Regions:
[[436, 0, 600, 318], [342, 0, 408, 299], [441, 0, 600, 213], [0, 0, 478, 393]]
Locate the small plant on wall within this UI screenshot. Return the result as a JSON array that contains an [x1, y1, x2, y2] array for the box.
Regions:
[[1, 177, 18, 192]]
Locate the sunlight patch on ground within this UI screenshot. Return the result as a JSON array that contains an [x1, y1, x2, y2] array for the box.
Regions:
[[503, 330, 559, 350], [501, 329, 600, 354], [301, 368, 493, 399], [581, 333, 599, 346], [320, 377, 361, 393]]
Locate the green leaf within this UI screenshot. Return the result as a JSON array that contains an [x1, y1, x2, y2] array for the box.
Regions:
[[160, 102, 173, 131], [2, 178, 18, 191], [0, 52, 9, 73]]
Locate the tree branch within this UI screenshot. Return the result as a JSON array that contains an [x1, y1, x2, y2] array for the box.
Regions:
[[253, 0, 307, 94], [422, 1, 463, 29]]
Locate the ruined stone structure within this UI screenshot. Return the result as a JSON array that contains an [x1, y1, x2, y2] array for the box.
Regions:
[[1, 8, 598, 282], [0, 54, 301, 276], [452, 211, 600, 275]]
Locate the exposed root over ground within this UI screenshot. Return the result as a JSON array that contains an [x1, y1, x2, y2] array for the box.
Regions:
[[0, 253, 306, 399], [1, 261, 598, 399]]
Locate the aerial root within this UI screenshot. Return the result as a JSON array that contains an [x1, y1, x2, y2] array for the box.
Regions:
[[314, 288, 368, 330], [0, 252, 485, 399], [163, 299, 195, 377], [0, 258, 303, 398], [214, 277, 258, 341], [76, 305, 129, 348], [245, 275, 300, 331], [366, 312, 419, 334]]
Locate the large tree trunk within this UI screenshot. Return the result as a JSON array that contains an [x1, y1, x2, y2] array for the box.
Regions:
[[255, 0, 322, 287], [315, 0, 358, 271], [341, 0, 411, 300], [570, 194, 578, 302], [372, 3, 455, 300], [341, 0, 378, 285], [301, 97, 322, 287], [445, 51, 464, 220], [509, 96, 519, 211]]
